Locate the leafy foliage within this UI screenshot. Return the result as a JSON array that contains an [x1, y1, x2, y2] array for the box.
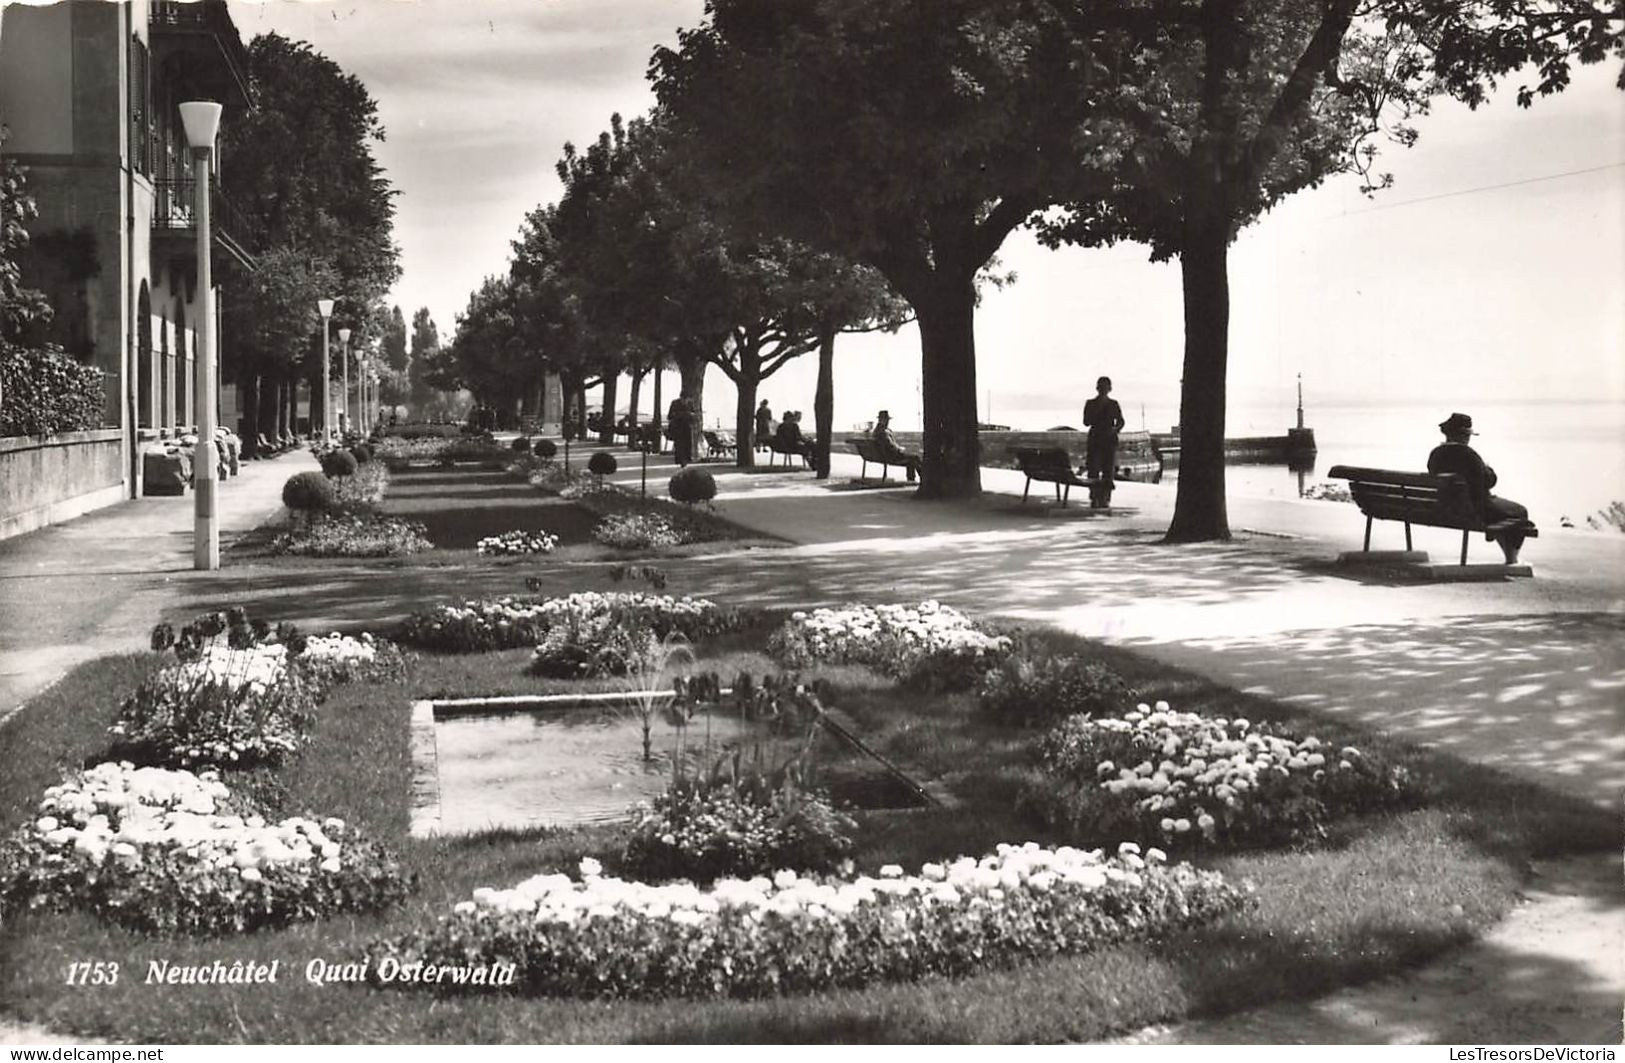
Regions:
[[0, 125, 53, 339], [281, 471, 335, 515], [978, 653, 1138, 728], [668, 466, 717, 504], [0, 340, 104, 435]]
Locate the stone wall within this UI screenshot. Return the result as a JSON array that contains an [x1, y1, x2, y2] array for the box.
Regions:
[[0, 429, 126, 541]]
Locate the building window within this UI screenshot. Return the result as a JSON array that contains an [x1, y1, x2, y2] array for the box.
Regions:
[[130, 38, 150, 176]]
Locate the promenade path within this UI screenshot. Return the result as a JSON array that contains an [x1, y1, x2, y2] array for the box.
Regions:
[[0, 441, 1618, 1044]]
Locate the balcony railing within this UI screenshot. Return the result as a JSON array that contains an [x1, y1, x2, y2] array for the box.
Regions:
[[149, 0, 251, 106], [152, 178, 256, 268]]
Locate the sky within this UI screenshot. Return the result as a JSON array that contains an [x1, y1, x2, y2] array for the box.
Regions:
[[218, 0, 1625, 432]]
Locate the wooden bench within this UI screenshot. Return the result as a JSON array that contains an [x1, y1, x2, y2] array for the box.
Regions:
[[704, 430, 737, 459], [1014, 447, 1108, 507], [852, 437, 920, 481], [1328, 465, 1538, 566], [766, 435, 812, 467]]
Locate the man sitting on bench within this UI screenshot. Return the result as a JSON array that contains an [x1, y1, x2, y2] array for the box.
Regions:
[[871, 409, 918, 483], [1428, 412, 1534, 564]]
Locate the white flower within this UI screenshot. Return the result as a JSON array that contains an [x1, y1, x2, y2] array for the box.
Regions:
[[578, 856, 603, 878]]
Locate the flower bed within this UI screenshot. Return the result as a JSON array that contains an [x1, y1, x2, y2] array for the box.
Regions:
[[370, 843, 1243, 1000], [399, 591, 741, 653], [109, 643, 316, 769], [768, 601, 1011, 689], [1027, 701, 1412, 850], [624, 774, 857, 883], [297, 632, 409, 691], [0, 762, 408, 934], [373, 436, 506, 467], [592, 513, 682, 550], [270, 512, 432, 557], [476, 530, 560, 557], [329, 461, 391, 508]]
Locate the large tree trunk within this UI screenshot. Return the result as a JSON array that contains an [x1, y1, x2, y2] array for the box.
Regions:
[[598, 372, 618, 445], [813, 325, 836, 479], [1165, 205, 1232, 542], [914, 272, 982, 498], [625, 366, 644, 450], [240, 371, 261, 457], [677, 347, 706, 459], [733, 343, 762, 469]]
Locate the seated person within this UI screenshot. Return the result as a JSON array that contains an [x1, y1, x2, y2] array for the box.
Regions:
[[871, 409, 918, 482], [1427, 412, 1534, 564], [772, 411, 815, 463]]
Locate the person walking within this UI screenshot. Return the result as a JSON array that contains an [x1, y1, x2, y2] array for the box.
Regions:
[[1427, 412, 1534, 564], [668, 396, 694, 467], [1082, 376, 1126, 507], [754, 400, 774, 452]]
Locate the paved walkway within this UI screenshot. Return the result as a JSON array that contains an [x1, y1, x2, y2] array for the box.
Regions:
[[0, 448, 321, 724], [0, 441, 1619, 1044]]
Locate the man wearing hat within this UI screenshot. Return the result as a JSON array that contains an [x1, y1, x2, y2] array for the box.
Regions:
[[1427, 413, 1533, 563], [871, 409, 918, 482]]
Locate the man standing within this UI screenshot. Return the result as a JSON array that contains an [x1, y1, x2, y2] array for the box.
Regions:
[[754, 399, 774, 452], [1427, 412, 1534, 564], [1082, 376, 1126, 507]]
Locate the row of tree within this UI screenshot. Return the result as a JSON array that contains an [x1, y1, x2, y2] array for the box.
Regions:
[[221, 33, 401, 452], [443, 0, 1620, 539]]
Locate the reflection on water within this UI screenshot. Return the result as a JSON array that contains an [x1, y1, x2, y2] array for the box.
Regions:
[[433, 706, 765, 835]]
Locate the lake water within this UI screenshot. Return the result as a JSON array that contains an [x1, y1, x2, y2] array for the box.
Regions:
[[1001, 399, 1625, 526]]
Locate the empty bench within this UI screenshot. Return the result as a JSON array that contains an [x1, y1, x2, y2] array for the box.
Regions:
[[1014, 447, 1108, 508], [1328, 465, 1538, 567], [852, 437, 920, 481]]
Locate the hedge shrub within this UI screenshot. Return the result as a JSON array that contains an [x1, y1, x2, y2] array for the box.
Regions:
[[0, 341, 105, 436], [668, 466, 717, 504], [534, 438, 557, 459], [588, 450, 619, 476], [282, 471, 334, 514], [320, 449, 359, 479]]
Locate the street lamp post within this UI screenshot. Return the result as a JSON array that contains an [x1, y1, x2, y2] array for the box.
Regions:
[[338, 327, 352, 438], [180, 101, 222, 572], [317, 299, 335, 441]]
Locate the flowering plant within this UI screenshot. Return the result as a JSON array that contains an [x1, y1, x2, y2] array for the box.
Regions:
[[370, 842, 1242, 999], [400, 591, 740, 654], [768, 601, 1011, 688], [623, 768, 856, 882], [592, 513, 683, 550], [109, 643, 317, 769], [1027, 701, 1412, 850], [297, 632, 409, 691], [271, 512, 432, 557], [475, 530, 560, 557], [328, 461, 390, 508], [0, 762, 408, 934]]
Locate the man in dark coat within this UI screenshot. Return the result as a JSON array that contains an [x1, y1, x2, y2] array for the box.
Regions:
[[1427, 412, 1533, 563], [1082, 376, 1126, 507]]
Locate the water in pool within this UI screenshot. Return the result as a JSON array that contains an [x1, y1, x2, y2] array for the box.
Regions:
[[431, 704, 767, 835]]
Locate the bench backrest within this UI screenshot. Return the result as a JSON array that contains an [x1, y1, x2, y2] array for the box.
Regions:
[[1327, 465, 1482, 530], [1013, 447, 1073, 475], [852, 438, 883, 461]]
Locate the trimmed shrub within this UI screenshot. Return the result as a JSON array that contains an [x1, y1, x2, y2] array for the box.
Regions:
[[320, 449, 359, 478], [282, 471, 334, 515], [349, 442, 373, 465], [668, 466, 717, 505], [511, 436, 532, 453], [588, 450, 619, 476], [534, 438, 558, 459], [0, 341, 105, 436], [978, 654, 1138, 727]]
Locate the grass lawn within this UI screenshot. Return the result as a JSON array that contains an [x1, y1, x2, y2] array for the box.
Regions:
[[0, 610, 1613, 1044]]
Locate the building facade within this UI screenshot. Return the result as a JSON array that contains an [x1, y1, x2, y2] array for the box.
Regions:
[[0, 0, 254, 498]]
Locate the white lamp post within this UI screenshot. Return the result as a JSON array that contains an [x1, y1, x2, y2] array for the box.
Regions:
[[317, 299, 335, 440], [338, 327, 352, 437], [180, 101, 222, 571]]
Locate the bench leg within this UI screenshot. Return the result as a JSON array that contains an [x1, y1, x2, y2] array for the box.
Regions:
[[1363, 515, 1373, 553], [1460, 529, 1469, 566], [1022, 479, 1031, 504], [1405, 522, 1413, 552], [1061, 483, 1070, 506]]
